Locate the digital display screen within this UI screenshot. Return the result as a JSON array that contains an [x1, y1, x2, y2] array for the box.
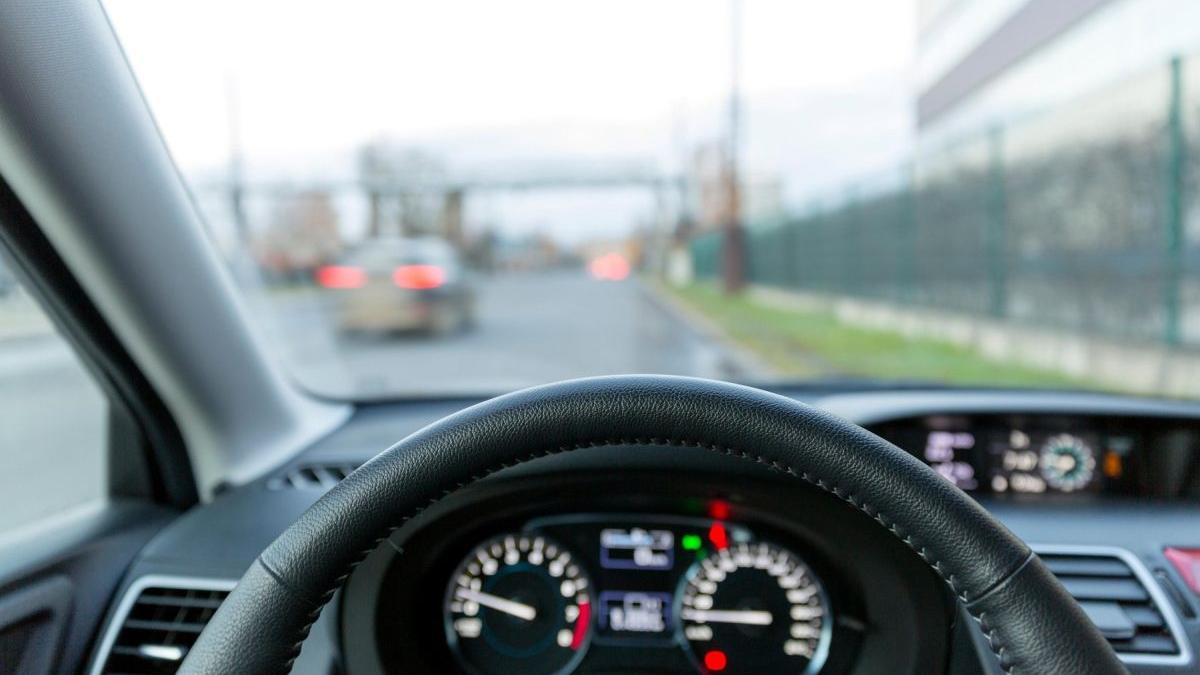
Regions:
[[599, 528, 674, 570], [523, 515, 753, 644], [597, 591, 672, 633], [874, 415, 1148, 496], [922, 427, 1113, 493]]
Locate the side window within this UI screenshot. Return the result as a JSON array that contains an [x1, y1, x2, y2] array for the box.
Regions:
[[0, 258, 107, 536]]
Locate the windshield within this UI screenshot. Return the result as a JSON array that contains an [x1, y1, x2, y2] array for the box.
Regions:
[[103, 1, 1200, 399]]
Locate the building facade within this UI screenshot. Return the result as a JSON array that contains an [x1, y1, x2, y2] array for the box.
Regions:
[[916, 0, 1200, 159]]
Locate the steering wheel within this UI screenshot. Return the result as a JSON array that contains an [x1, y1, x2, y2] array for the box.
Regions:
[[180, 376, 1124, 674]]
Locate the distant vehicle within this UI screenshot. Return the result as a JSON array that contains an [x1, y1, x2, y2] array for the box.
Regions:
[[315, 237, 474, 336], [588, 252, 631, 281]]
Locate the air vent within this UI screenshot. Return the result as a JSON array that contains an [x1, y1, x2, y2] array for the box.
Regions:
[[91, 577, 236, 675], [1037, 548, 1190, 665], [266, 462, 359, 490]]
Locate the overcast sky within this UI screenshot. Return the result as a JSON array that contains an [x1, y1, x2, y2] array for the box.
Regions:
[[104, 0, 915, 243]]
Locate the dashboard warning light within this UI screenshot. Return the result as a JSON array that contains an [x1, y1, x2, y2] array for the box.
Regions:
[[708, 500, 731, 520], [1103, 451, 1123, 478], [704, 649, 728, 671], [708, 522, 729, 550]]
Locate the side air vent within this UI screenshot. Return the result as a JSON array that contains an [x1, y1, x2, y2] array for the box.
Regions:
[[266, 462, 360, 490], [1037, 548, 1190, 664], [92, 577, 236, 675]]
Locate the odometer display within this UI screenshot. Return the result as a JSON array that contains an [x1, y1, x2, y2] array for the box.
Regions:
[[444, 534, 592, 675], [679, 540, 830, 674]]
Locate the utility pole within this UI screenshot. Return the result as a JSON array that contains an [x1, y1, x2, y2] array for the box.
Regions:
[[1164, 55, 1185, 346], [722, 0, 746, 294], [225, 72, 250, 246], [441, 188, 464, 247]]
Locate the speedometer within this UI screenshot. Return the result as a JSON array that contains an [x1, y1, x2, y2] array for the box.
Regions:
[[444, 533, 592, 675], [678, 539, 830, 674]]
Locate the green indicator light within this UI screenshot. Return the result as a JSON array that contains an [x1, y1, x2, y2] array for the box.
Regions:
[[682, 534, 702, 551]]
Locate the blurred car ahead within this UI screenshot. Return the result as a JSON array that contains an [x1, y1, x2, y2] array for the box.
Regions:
[[588, 252, 630, 281], [315, 237, 475, 336]]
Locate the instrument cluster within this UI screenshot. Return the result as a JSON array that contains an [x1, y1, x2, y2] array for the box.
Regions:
[[351, 472, 956, 675], [442, 514, 831, 675]]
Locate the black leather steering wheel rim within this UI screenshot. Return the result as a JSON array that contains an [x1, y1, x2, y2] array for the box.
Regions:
[[180, 375, 1124, 674]]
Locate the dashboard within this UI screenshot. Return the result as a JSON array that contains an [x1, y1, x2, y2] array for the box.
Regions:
[[87, 388, 1200, 675]]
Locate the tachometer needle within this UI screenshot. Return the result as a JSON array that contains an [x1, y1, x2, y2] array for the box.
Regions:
[[680, 608, 773, 625], [456, 588, 537, 621]]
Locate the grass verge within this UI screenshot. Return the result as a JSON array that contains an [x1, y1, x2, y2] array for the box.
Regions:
[[663, 282, 1106, 391]]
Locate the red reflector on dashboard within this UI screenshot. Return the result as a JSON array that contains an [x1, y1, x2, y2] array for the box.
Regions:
[[1164, 547, 1200, 595]]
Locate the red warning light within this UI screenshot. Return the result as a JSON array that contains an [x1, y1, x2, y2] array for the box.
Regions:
[[704, 649, 728, 671], [708, 522, 729, 550], [708, 499, 731, 520]]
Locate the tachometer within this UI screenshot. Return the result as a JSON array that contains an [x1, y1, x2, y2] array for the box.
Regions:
[[444, 533, 592, 675], [678, 539, 830, 674]]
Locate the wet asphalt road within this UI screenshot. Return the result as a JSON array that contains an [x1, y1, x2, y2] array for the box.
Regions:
[[264, 270, 764, 398]]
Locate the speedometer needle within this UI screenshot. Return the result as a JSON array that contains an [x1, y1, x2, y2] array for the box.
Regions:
[[680, 608, 774, 625], [456, 588, 538, 621]]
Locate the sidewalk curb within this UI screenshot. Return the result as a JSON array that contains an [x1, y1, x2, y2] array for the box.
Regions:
[[640, 279, 777, 380]]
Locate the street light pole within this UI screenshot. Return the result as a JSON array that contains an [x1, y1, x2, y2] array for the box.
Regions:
[[722, 0, 746, 294], [225, 72, 249, 247]]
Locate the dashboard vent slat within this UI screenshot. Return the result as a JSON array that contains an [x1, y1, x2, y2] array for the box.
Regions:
[[1059, 577, 1148, 602], [95, 581, 233, 675], [1038, 551, 1183, 661], [1041, 556, 1132, 578], [267, 462, 360, 490]]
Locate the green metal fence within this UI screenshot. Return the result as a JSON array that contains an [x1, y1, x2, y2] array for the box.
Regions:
[[693, 54, 1200, 347]]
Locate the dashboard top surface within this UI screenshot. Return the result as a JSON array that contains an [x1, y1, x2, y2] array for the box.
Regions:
[[132, 386, 1200, 577]]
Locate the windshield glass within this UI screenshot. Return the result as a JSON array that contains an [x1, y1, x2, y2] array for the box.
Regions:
[[103, 1, 1200, 399]]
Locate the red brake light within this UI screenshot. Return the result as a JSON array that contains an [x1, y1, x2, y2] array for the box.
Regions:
[[315, 265, 366, 289], [392, 264, 445, 290], [588, 253, 630, 281]]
